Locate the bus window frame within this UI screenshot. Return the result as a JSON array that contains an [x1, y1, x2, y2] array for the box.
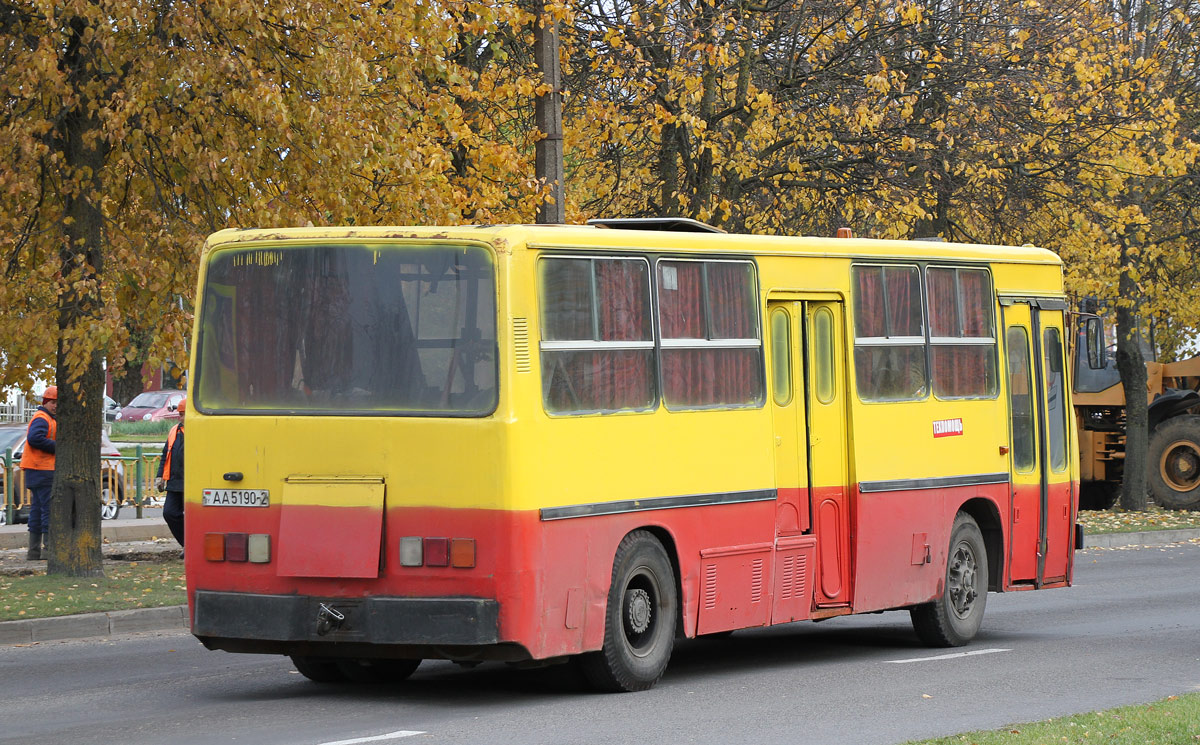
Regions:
[[654, 256, 766, 412], [537, 253, 658, 417], [851, 262, 928, 403], [925, 264, 1000, 401]]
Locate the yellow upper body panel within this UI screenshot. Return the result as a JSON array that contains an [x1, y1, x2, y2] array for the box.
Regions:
[[191, 225, 1067, 512]]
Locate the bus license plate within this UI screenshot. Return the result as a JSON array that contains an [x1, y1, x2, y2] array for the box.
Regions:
[[202, 489, 270, 507]]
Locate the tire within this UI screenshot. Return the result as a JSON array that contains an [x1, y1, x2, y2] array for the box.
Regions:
[[336, 658, 421, 683], [1078, 481, 1120, 511], [1148, 416, 1200, 510], [578, 530, 678, 692], [101, 483, 122, 521], [291, 655, 347, 683], [910, 513, 988, 647]]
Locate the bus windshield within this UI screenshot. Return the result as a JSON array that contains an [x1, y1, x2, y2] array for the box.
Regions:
[[194, 242, 497, 416]]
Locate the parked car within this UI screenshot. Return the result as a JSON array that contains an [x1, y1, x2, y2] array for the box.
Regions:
[[0, 424, 126, 524], [104, 395, 120, 422], [115, 389, 184, 422]]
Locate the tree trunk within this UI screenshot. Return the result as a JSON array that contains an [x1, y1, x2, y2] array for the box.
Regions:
[[1115, 251, 1149, 512], [47, 13, 108, 576]]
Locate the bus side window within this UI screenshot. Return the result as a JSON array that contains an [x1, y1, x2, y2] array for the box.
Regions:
[[852, 264, 926, 402], [538, 257, 656, 415], [658, 259, 763, 409], [927, 267, 998, 399], [1044, 326, 1068, 472], [1007, 326, 1036, 471], [770, 308, 792, 406]]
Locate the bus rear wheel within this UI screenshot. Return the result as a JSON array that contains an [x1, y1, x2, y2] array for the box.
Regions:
[[1148, 416, 1200, 510], [291, 655, 346, 683], [910, 513, 988, 647], [337, 658, 421, 683], [578, 530, 677, 692]]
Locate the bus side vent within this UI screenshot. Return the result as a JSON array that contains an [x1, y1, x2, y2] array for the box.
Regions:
[[751, 558, 764, 603], [513, 317, 532, 373], [703, 564, 718, 609], [778, 554, 807, 600]]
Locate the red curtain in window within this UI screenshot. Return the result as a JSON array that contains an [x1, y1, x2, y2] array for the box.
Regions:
[[707, 264, 758, 403], [661, 262, 760, 406], [595, 260, 652, 408], [544, 259, 653, 412], [854, 267, 885, 337]]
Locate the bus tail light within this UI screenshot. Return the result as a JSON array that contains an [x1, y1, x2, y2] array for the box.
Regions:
[[204, 532, 272, 563], [425, 538, 450, 567], [399, 536, 423, 567], [225, 533, 249, 562], [399, 536, 475, 568]]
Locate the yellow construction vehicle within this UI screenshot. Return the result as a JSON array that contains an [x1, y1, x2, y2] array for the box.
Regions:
[[1073, 317, 1200, 510]]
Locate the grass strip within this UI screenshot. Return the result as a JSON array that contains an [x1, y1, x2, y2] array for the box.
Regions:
[[906, 693, 1200, 744], [0, 560, 184, 621], [1078, 506, 1200, 535]]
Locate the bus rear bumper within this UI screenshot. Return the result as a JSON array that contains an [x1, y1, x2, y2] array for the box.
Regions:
[[192, 590, 515, 659]]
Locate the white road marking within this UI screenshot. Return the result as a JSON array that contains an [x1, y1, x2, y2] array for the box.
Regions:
[[886, 648, 1012, 664], [317, 731, 425, 745]]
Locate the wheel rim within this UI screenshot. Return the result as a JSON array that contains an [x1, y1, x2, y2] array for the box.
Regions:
[[101, 488, 118, 519], [947, 540, 979, 619], [1159, 439, 1200, 492], [622, 566, 661, 657]]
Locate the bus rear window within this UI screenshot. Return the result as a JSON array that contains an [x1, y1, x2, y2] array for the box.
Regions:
[[195, 243, 497, 415]]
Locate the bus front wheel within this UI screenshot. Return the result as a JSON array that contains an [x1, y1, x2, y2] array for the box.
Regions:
[[579, 530, 677, 692], [910, 513, 988, 647]]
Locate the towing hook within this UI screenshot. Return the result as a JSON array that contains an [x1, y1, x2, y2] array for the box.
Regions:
[[315, 603, 346, 636]]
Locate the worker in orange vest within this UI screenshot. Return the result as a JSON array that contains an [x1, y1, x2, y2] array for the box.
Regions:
[[155, 397, 185, 547], [20, 386, 57, 560]]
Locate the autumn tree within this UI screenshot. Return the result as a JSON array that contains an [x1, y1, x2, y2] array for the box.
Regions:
[[0, 1, 544, 575]]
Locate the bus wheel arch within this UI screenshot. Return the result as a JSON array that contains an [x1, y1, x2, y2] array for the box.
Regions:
[[578, 528, 679, 692], [910, 511, 989, 647], [958, 497, 1003, 592]]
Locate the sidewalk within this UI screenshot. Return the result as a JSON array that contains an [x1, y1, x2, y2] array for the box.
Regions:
[[2, 526, 1199, 647], [1, 518, 186, 645]]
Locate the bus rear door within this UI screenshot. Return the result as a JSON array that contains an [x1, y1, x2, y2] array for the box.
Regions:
[[767, 296, 850, 619]]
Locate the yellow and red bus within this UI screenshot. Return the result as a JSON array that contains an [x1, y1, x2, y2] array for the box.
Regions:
[[185, 221, 1083, 691]]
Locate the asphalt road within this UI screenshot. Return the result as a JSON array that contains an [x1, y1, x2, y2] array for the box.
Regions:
[[2, 542, 1198, 745]]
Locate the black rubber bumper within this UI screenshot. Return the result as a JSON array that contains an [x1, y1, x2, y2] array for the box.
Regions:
[[192, 590, 500, 645]]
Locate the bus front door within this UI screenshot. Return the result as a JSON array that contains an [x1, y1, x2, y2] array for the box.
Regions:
[[1003, 300, 1074, 586]]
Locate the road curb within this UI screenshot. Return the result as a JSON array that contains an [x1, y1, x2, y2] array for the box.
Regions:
[[1082, 527, 1200, 548], [0, 604, 186, 645]]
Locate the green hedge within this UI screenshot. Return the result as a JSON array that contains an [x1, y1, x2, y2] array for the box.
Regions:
[[111, 420, 174, 437]]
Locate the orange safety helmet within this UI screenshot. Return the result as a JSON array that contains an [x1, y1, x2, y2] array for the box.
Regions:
[[41, 386, 57, 402], [177, 398, 186, 415]]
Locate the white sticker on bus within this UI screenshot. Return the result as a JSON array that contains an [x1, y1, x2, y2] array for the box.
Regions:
[[932, 418, 964, 438], [202, 489, 270, 507]]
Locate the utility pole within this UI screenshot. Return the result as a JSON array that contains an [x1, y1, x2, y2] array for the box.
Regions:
[[534, 4, 565, 224]]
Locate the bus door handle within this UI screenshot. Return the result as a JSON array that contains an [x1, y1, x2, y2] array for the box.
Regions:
[[223, 472, 244, 482]]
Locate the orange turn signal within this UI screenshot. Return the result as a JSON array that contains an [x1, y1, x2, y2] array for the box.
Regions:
[[450, 538, 476, 568], [204, 533, 226, 561]]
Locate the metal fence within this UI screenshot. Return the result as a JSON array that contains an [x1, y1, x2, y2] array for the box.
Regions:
[[0, 400, 38, 424], [2, 446, 165, 526]]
